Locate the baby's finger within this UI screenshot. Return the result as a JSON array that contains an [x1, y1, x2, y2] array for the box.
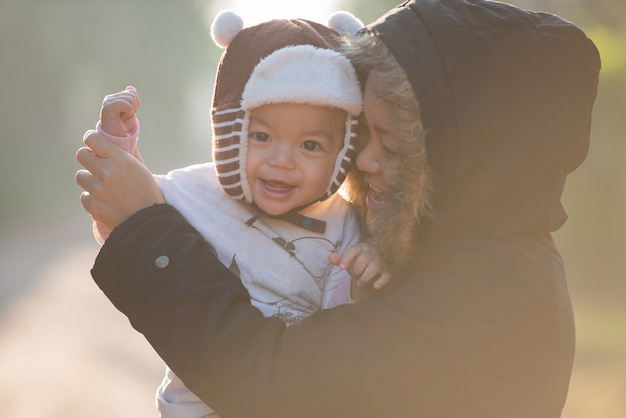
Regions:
[[104, 97, 135, 116], [126, 86, 141, 110], [328, 252, 343, 266], [338, 243, 370, 270], [373, 271, 393, 290], [102, 90, 133, 105], [354, 254, 384, 285], [350, 253, 375, 281]]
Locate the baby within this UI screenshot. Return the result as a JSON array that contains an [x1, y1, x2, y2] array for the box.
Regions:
[[94, 10, 390, 418]]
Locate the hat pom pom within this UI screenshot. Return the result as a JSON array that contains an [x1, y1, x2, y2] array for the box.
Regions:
[[211, 10, 244, 48], [327, 11, 364, 35]]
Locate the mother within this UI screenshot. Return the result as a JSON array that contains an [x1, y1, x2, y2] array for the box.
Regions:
[[76, 0, 600, 416]]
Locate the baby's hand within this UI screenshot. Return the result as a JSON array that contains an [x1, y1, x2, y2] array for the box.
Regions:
[[329, 242, 392, 290], [90, 86, 142, 242], [99, 86, 141, 137]]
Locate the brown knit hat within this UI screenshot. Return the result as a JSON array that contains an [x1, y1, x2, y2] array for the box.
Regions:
[[210, 10, 363, 204]]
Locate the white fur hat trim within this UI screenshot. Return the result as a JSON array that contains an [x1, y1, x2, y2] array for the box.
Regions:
[[211, 10, 244, 48], [241, 45, 362, 115]]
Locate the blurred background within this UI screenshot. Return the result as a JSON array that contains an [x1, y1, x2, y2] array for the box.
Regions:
[[0, 0, 623, 416]]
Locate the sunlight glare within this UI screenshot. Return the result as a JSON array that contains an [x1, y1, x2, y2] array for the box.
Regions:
[[203, 0, 343, 27]]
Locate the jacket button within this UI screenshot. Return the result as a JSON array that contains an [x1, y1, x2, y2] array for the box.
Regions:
[[155, 255, 170, 269]]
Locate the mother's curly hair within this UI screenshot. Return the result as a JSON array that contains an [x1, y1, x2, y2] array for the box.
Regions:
[[340, 32, 433, 270]]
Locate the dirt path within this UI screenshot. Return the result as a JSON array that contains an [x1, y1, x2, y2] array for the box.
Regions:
[[0, 210, 164, 417]]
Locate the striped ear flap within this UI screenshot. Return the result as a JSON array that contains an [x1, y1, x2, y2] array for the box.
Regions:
[[212, 107, 247, 201], [320, 114, 358, 201]]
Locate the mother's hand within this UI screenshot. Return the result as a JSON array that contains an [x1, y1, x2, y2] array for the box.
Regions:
[[75, 130, 165, 232]]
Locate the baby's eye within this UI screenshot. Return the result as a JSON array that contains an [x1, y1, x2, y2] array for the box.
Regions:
[[249, 132, 270, 142], [302, 140, 322, 151]]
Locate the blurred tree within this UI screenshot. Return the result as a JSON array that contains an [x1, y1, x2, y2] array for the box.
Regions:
[[0, 0, 220, 225]]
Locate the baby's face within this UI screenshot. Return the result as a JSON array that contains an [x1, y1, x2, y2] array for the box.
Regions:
[[245, 103, 346, 216]]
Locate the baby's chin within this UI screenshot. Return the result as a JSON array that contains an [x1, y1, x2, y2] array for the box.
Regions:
[[251, 199, 294, 217]]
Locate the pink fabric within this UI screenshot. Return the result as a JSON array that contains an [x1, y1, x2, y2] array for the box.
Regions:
[[95, 119, 140, 155], [326, 272, 355, 309]]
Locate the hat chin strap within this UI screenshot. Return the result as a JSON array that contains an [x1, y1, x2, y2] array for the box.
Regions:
[[244, 201, 327, 234]]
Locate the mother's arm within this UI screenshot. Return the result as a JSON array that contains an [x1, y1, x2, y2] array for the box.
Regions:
[[90, 210, 571, 418]]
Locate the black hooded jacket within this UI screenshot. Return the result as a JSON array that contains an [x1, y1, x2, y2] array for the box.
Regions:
[[91, 1, 600, 417]]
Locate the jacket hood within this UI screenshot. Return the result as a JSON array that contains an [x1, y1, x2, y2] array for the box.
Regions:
[[367, 0, 600, 242]]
